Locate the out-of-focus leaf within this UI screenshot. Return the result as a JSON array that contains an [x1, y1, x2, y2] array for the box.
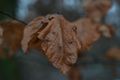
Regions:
[[106, 47, 120, 61], [0, 20, 25, 57], [83, 0, 111, 22]]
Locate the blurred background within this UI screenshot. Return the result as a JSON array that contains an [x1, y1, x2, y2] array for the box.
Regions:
[[0, 0, 120, 80]]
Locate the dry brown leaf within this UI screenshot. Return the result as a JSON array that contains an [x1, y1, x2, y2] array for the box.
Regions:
[[84, 0, 111, 13], [73, 18, 101, 50], [21, 16, 46, 52], [84, 0, 111, 22], [20, 0, 114, 77], [22, 15, 102, 74], [0, 20, 25, 57]]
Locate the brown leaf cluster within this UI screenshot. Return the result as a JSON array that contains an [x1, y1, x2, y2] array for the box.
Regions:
[[0, 20, 25, 57], [21, 0, 113, 75], [21, 14, 103, 74]]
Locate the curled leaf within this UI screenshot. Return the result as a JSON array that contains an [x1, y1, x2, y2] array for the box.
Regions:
[[22, 14, 102, 74], [21, 16, 46, 52]]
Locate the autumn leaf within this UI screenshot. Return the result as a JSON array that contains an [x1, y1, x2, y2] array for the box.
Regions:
[[84, 0, 111, 22], [0, 20, 25, 57], [84, 0, 111, 14], [21, 14, 104, 74], [72, 18, 101, 50], [21, 16, 45, 52], [21, 14, 114, 74]]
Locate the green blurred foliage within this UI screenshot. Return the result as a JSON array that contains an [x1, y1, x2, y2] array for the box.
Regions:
[[0, 59, 19, 80], [0, 0, 16, 20], [0, 48, 20, 80]]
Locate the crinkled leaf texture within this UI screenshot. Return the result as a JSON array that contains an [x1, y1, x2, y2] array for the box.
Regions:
[[21, 14, 101, 74]]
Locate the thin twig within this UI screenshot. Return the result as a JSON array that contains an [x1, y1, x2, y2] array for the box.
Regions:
[[0, 11, 27, 25]]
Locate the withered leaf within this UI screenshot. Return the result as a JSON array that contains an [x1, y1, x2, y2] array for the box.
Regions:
[[0, 20, 25, 57], [84, 0, 111, 22], [22, 14, 102, 74], [84, 0, 111, 14], [21, 16, 46, 52]]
